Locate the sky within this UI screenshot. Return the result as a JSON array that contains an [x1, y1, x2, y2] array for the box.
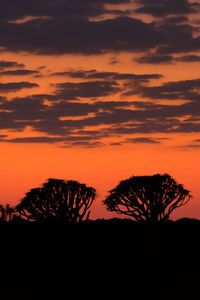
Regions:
[[0, 0, 200, 220]]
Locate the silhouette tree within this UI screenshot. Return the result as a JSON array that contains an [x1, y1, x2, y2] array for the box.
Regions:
[[103, 174, 191, 223], [0, 204, 16, 222], [15, 178, 96, 222]]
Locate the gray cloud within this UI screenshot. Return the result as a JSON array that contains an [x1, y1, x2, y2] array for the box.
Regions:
[[0, 0, 131, 21], [0, 1, 198, 56], [0, 90, 200, 132], [155, 17, 200, 55], [53, 81, 121, 99], [0, 17, 166, 55], [125, 137, 160, 143], [0, 60, 25, 69], [178, 144, 200, 149], [175, 55, 200, 62], [135, 0, 200, 17], [0, 135, 100, 144], [0, 1, 199, 147], [25, 100, 200, 136], [51, 69, 162, 81], [109, 57, 120, 65], [0, 137, 66, 143], [68, 141, 103, 148], [0, 73, 199, 144], [0, 81, 39, 92], [135, 52, 200, 65], [135, 54, 174, 64], [160, 16, 190, 25], [124, 78, 200, 101], [0, 69, 39, 76], [110, 142, 121, 146]]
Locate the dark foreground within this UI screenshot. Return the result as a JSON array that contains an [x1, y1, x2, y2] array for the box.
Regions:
[[1, 218, 200, 300]]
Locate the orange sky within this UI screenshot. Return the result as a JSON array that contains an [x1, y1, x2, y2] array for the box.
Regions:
[[0, 141, 199, 219], [0, 0, 199, 220]]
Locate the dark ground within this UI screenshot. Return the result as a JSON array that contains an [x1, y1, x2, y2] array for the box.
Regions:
[[1, 218, 200, 299]]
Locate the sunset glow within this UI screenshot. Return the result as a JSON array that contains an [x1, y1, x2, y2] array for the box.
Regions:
[[0, 0, 200, 219]]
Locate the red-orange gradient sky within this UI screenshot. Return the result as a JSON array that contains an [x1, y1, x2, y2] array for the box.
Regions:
[[0, 0, 200, 220]]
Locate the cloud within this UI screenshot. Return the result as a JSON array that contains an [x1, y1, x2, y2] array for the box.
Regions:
[[30, 100, 200, 136], [0, 16, 165, 55], [53, 81, 121, 99], [0, 97, 138, 133], [0, 2, 198, 56], [125, 137, 160, 144], [0, 137, 66, 143], [0, 73, 199, 144], [178, 144, 200, 149], [0, 81, 39, 92], [160, 16, 190, 25], [51, 69, 162, 81], [37, 65, 46, 70], [109, 57, 120, 65], [135, 54, 174, 64], [0, 135, 101, 144], [107, 120, 200, 135], [68, 141, 103, 148], [124, 78, 200, 101], [0, 2, 199, 147], [0, 1, 198, 57], [155, 16, 200, 54], [0, 96, 45, 116], [135, 0, 200, 17], [0, 69, 39, 76], [0, 60, 25, 69], [175, 55, 200, 62], [110, 142, 121, 146], [0, 0, 132, 21]]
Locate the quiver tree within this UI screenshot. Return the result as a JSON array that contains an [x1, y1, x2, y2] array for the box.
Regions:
[[15, 178, 96, 222], [103, 174, 191, 223], [0, 204, 16, 222]]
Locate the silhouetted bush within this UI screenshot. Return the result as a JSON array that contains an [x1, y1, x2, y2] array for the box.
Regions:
[[175, 218, 200, 225], [103, 174, 191, 223], [15, 178, 96, 222]]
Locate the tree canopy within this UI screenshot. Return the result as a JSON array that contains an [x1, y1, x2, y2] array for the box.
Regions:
[[16, 178, 96, 222], [103, 174, 191, 223]]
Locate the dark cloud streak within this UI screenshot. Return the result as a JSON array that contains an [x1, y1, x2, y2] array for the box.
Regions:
[[135, 0, 200, 17], [0, 60, 25, 69], [53, 81, 121, 99], [0, 81, 39, 92], [125, 137, 160, 144], [0, 70, 39, 76], [51, 69, 162, 81], [135, 54, 174, 64]]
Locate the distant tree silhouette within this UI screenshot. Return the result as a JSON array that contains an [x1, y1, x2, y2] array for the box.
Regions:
[[103, 174, 191, 223], [0, 204, 16, 222], [15, 178, 96, 222]]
